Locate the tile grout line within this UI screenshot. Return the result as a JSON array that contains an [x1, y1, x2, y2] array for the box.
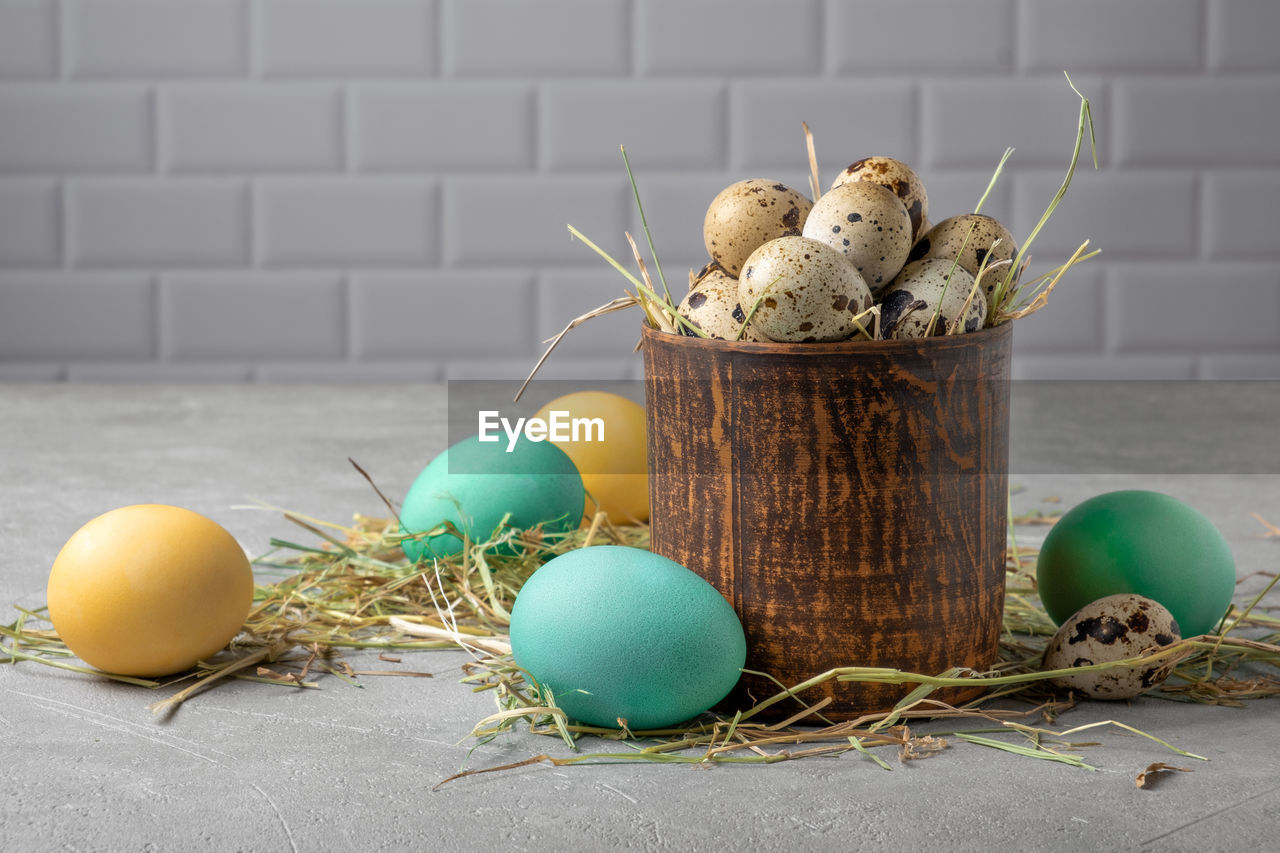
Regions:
[[627, 0, 638, 79], [56, 178, 69, 270], [1200, 0, 1212, 73], [54, 0, 70, 80], [153, 269, 168, 364], [340, 272, 353, 363], [339, 85, 353, 175], [246, 0, 261, 80], [433, 0, 447, 78]]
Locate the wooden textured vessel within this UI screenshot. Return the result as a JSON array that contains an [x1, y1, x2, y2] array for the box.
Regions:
[[641, 322, 1012, 719]]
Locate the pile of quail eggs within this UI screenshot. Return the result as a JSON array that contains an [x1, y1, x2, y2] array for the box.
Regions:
[[680, 157, 1018, 342]]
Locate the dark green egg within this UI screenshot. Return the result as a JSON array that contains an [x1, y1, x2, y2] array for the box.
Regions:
[[1036, 490, 1235, 638]]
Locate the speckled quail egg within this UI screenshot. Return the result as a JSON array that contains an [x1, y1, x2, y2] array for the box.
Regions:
[[879, 259, 987, 339], [914, 214, 933, 248], [1041, 594, 1182, 700], [829, 156, 930, 244], [703, 179, 813, 277], [677, 263, 766, 341], [689, 260, 728, 291], [908, 214, 1019, 302], [738, 236, 872, 343], [802, 181, 912, 295]]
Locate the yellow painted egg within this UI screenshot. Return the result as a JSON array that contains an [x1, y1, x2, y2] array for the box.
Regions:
[[47, 505, 254, 677], [535, 391, 649, 525]]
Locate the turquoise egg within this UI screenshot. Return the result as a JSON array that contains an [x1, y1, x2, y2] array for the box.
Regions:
[[509, 545, 747, 730], [399, 435, 583, 561], [1036, 490, 1236, 638]]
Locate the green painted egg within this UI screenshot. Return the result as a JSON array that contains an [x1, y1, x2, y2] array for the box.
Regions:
[[509, 546, 746, 730], [399, 435, 583, 561], [1036, 490, 1235, 638]]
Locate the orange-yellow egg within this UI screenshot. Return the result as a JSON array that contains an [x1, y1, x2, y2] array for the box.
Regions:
[[46, 504, 254, 677], [534, 391, 649, 525]]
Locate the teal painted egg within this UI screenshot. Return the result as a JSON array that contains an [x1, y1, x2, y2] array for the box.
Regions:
[[399, 435, 583, 561], [509, 546, 746, 730], [1036, 490, 1236, 638]]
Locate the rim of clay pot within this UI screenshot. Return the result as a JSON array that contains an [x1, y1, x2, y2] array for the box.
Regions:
[[640, 317, 1011, 355]]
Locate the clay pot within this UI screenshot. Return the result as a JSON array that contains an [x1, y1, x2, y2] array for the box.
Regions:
[[642, 322, 1011, 719]]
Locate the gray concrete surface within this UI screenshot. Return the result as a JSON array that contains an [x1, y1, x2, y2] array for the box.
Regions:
[[2, 382, 1279, 852]]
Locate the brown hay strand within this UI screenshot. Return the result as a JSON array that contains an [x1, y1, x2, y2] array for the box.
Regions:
[[5, 485, 1278, 780]]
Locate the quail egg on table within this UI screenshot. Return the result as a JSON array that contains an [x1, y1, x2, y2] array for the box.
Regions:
[[802, 181, 913, 294], [1041, 593, 1182, 700], [677, 263, 766, 341], [738, 236, 873, 342], [829, 155, 930, 243], [703, 179, 813, 277], [879, 258, 986, 339], [908, 214, 1019, 301]]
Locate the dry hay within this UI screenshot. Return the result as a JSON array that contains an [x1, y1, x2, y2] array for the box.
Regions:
[[6, 492, 1278, 786]]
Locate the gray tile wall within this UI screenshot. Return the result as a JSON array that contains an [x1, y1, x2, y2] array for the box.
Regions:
[[1, 0, 1278, 381]]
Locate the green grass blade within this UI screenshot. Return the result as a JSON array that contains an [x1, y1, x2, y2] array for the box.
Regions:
[[1056, 720, 1208, 761], [621, 146, 673, 306], [974, 147, 1015, 215], [567, 224, 648, 291], [1, 643, 161, 687], [929, 223, 977, 335], [956, 733, 1096, 769], [734, 276, 783, 340], [989, 73, 1098, 321], [567, 224, 709, 337], [848, 736, 893, 770]]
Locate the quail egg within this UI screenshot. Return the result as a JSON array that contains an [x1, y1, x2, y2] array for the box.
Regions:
[[738, 236, 872, 342], [689, 260, 729, 291], [879, 259, 987, 339], [802, 181, 912, 294], [677, 264, 766, 341], [913, 214, 933, 248], [1041, 594, 1182, 700], [703, 179, 813, 277], [830, 156, 930, 243], [908, 214, 1019, 302]]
